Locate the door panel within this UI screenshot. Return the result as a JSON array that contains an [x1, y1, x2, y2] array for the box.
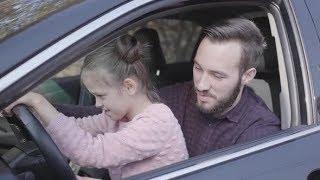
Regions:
[[176, 130, 320, 179], [130, 127, 320, 179]]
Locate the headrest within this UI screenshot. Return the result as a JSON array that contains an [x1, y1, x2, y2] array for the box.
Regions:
[[252, 17, 278, 74], [134, 28, 166, 74], [255, 36, 278, 73]]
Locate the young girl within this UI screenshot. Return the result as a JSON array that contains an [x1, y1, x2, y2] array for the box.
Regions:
[[4, 34, 188, 179]]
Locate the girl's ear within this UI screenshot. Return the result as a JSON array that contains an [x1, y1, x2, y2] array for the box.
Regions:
[[241, 67, 256, 85], [122, 78, 138, 95]]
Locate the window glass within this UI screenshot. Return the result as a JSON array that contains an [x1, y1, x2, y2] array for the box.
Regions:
[[54, 59, 83, 78], [0, 0, 83, 41], [146, 19, 202, 64], [34, 59, 84, 105]]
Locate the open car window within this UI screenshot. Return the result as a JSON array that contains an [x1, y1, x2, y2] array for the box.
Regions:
[[28, 4, 290, 177], [33, 59, 84, 105]]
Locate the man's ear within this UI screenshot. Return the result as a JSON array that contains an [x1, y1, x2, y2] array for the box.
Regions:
[[122, 78, 138, 95], [241, 67, 257, 85]]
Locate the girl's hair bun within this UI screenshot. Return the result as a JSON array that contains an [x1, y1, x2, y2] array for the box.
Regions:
[[115, 34, 145, 64]]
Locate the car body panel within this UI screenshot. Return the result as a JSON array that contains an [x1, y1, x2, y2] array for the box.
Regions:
[[277, 0, 318, 124], [305, 0, 320, 117], [286, 0, 320, 122], [130, 125, 319, 179], [174, 127, 320, 180]]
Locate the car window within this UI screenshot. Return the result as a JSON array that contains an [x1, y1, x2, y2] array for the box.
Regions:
[[54, 59, 84, 78], [146, 19, 202, 64], [34, 60, 84, 105], [0, 0, 83, 41]]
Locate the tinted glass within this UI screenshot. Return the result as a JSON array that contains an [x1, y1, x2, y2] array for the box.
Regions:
[[0, 0, 82, 41]]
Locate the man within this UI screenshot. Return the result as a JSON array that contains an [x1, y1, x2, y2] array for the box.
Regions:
[[159, 18, 280, 157], [56, 18, 280, 157]]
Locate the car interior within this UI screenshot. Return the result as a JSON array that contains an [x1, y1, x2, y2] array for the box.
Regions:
[[0, 3, 295, 179], [41, 12, 287, 126]]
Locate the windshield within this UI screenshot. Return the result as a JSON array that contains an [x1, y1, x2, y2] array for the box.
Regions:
[[0, 0, 82, 41]]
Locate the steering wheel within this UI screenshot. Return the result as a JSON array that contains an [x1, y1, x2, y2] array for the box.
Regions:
[[11, 105, 75, 180]]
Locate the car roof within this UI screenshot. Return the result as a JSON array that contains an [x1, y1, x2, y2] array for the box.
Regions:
[[0, 0, 127, 78]]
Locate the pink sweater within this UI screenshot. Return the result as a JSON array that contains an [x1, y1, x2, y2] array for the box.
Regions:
[[46, 103, 188, 179]]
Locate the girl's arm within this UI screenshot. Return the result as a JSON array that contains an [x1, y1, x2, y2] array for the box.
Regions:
[[4, 92, 116, 135], [4, 92, 60, 126], [45, 107, 179, 168], [69, 113, 118, 135]]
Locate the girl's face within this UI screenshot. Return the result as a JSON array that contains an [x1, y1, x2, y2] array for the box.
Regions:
[[82, 70, 131, 121]]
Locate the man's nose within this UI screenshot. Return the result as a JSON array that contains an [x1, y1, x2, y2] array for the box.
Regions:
[[197, 73, 210, 91]]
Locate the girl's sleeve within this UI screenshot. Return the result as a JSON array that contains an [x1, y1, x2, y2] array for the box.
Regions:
[[73, 113, 118, 135], [45, 110, 174, 168]]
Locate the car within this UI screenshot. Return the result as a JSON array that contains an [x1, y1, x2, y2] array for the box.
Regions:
[[0, 0, 320, 179]]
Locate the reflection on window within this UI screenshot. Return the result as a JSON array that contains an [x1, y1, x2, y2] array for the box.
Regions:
[[0, 0, 82, 41], [32, 58, 85, 105], [54, 59, 83, 78]]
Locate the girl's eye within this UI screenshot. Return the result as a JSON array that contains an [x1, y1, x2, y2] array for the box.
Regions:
[[194, 65, 201, 70], [95, 94, 104, 98]]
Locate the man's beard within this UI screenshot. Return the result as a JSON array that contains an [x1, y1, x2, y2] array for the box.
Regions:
[[196, 79, 241, 117]]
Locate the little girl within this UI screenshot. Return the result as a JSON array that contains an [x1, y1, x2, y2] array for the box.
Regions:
[[4, 34, 188, 179]]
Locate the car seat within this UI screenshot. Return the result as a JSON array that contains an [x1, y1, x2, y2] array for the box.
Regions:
[[248, 17, 281, 119], [133, 28, 166, 76]]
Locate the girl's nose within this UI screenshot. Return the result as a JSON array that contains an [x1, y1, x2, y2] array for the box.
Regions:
[[95, 98, 102, 107]]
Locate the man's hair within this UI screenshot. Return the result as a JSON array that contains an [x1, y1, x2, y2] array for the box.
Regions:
[[203, 18, 267, 73]]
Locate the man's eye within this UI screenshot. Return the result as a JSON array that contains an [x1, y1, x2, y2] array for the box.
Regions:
[[213, 74, 224, 79]]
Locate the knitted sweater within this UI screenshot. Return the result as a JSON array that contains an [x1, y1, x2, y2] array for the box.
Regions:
[[45, 103, 188, 179]]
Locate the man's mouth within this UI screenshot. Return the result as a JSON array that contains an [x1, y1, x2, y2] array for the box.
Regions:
[[197, 92, 212, 101], [196, 90, 215, 101]]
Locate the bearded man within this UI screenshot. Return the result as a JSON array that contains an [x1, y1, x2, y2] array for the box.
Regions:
[[159, 18, 280, 157]]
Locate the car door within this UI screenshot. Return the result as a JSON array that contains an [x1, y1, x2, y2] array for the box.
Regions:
[[304, 0, 320, 118], [1, 0, 320, 179]]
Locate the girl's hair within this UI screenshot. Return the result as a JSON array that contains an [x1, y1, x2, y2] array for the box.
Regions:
[[81, 34, 160, 102]]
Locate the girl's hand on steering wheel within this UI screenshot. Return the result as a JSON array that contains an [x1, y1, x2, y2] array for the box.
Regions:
[[2, 92, 42, 117]]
